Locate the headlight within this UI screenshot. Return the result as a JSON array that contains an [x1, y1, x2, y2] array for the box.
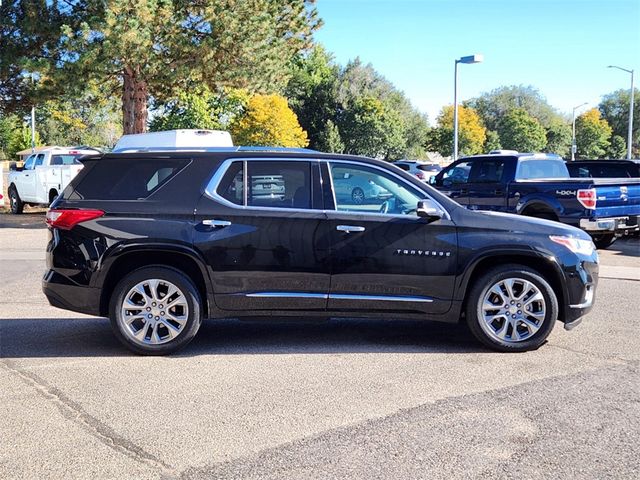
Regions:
[[549, 235, 595, 256]]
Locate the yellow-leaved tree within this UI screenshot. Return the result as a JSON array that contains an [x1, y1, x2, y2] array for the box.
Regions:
[[428, 105, 487, 156], [231, 94, 309, 147]]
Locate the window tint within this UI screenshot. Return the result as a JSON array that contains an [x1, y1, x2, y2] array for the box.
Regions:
[[247, 161, 311, 209], [442, 161, 473, 186], [70, 159, 188, 200], [216, 161, 244, 205], [516, 160, 569, 179], [471, 159, 505, 183], [35, 154, 45, 167], [418, 164, 441, 172], [329, 162, 421, 216]]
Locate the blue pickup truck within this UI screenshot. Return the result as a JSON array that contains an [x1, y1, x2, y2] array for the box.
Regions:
[[430, 153, 640, 249]]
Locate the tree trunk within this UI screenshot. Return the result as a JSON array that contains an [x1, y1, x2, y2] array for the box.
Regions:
[[122, 66, 148, 134]]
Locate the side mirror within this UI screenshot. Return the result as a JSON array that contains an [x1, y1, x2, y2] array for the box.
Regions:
[[417, 199, 444, 220], [9, 161, 17, 171]]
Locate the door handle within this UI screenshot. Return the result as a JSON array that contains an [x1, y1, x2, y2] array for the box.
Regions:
[[336, 225, 365, 233], [494, 189, 504, 195], [202, 219, 232, 228]]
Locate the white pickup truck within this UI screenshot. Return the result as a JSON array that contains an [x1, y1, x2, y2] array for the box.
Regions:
[[7, 147, 98, 214]]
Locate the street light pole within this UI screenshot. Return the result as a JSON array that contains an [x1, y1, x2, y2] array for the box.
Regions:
[[608, 65, 635, 160], [453, 54, 483, 161], [571, 102, 588, 161]]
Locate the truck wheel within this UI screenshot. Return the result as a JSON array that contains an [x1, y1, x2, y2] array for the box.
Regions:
[[109, 266, 203, 355], [466, 264, 558, 352], [49, 190, 59, 206], [8, 186, 24, 214], [591, 233, 616, 249]]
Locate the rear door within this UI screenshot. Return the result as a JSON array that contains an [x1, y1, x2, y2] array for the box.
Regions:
[[193, 158, 331, 311], [322, 160, 457, 315], [465, 156, 509, 211]]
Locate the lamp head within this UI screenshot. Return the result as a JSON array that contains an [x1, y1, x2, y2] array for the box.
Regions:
[[458, 54, 484, 64]]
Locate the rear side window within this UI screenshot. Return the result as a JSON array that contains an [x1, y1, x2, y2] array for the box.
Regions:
[[69, 158, 189, 200], [214, 160, 313, 209], [51, 154, 83, 166], [470, 159, 505, 183], [516, 160, 569, 179]]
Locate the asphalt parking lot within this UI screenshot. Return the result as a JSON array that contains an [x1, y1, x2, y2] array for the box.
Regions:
[[1, 213, 639, 479]]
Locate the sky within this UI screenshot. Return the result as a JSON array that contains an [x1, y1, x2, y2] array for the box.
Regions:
[[314, 0, 640, 124]]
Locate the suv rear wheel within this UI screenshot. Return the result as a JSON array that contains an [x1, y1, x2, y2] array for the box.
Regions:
[[109, 266, 202, 355], [466, 264, 558, 352]]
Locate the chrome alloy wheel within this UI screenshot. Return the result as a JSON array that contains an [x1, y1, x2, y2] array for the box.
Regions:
[[120, 279, 189, 346], [479, 278, 546, 343]]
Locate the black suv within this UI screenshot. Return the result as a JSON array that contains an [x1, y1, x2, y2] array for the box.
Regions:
[[43, 148, 599, 354]]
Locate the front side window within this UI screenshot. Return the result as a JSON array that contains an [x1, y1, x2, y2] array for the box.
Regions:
[[329, 162, 422, 216], [34, 154, 45, 167], [23, 155, 35, 170], [441, 160, 473, 186]]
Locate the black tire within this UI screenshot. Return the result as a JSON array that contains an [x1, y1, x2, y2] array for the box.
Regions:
[[465, 264, 558, 352], [8, 186, 24, 214], [109, 266, 203, 355], [49, 190, 59, 206], [591, 233, 616, 250], [351, 187, 365, 205]]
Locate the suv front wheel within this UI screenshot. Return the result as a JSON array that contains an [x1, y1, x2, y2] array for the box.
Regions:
[[466, 264, 558, 352], [109, 266, 202, 355]]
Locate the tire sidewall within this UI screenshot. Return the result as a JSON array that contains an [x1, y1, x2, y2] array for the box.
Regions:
[[109, 266, 202, 355], [9, 187, 23, 214], [467, 265, 558, 352]]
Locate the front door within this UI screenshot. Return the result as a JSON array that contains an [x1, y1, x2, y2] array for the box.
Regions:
[[323, 161, 457, 315], [193, 158, 330, 311], [431, 159, 474, 206]]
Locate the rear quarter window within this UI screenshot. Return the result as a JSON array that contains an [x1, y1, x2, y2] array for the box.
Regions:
[[68, 158, 189, 200]]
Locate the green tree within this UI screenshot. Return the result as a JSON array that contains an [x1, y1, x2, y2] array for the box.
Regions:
[[484, 130, 501, 152], [598, 88, 639, 156], [466, 85, 560, 132], [6, 1, 320, 134], [0, 114, 20, 160], [497, 108, 547, 152], [6, 124, 42, 161], [316, 119, 344, 153], [428, 105, 486, 157], [150, 87, 248, 132], [575, 108, 613, 159], [339, 96, 405, 159], [545, 119, 572, 157], [607, 135, 627, 159], [230, 94, 308, 147], [285, 46, 340, 151]]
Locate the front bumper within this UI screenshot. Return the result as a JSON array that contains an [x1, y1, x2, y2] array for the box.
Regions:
[[561, 255, 598, 326], [580, 215, 639, 233]]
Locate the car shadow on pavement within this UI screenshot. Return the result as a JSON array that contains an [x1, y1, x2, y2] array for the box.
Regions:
[[0, 317, 484, 358]]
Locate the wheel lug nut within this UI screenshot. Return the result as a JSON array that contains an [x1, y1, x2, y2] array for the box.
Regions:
[[511, 301, 515, 304], [518, 310, 522, 314], [146, 307, 151, 311], [160, 311, 165, 316], [517, 303, 521, 307], [155, 316, 159, 320], [147, 314, 152, 319], [159, 304, 163, 309], [512, 314, 516, 318]]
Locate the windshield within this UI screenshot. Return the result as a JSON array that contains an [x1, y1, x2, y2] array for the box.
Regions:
[[515, 160, 569, 180]]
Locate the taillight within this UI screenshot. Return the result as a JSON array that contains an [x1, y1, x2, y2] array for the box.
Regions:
[[46, 209, 104, 230], [415, 172, 426, 179], [577, 189, 596, 209]]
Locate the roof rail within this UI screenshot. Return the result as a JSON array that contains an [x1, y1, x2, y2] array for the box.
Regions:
[[112, 146, 319, 154]]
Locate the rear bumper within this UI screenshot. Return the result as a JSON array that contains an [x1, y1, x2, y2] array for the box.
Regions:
[[42, 269, 102, 316], [580, 215, 639, 233]]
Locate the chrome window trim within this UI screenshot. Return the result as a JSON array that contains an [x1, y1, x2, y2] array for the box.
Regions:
[[204, 156, 451, 220], [238, 292, 433, 303]]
